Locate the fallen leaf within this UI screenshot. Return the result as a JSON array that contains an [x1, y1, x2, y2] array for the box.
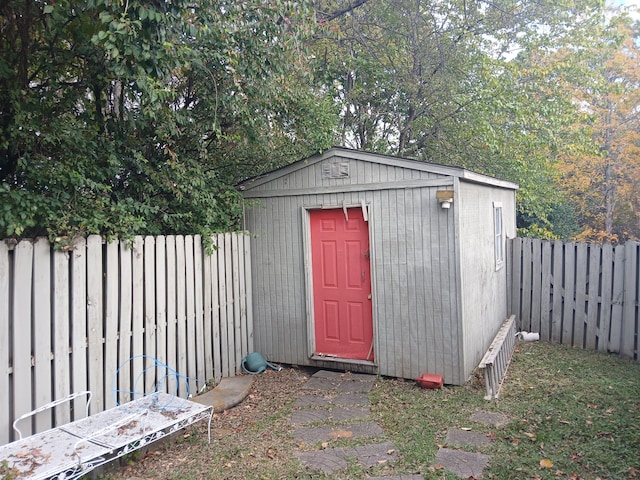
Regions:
[[629, 466, 639, 477], [511, 438, 520, 446], [524, 432, 537, 440], [540, 458, 554, 469], [559, 420, 571, 424], [321, 442, 329, 449], [386, 449, 395, 455]]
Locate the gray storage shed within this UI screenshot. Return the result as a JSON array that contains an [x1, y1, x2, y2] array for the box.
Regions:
[[239, 147, 517, 385]]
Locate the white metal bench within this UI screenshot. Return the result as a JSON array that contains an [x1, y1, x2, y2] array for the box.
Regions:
[[0, 359, 213, 479]]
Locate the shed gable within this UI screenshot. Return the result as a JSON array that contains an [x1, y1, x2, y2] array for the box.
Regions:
[[240, 152, 452, 198]]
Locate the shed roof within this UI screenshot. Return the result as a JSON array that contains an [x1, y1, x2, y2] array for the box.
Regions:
[[238, 147, 519, 192]]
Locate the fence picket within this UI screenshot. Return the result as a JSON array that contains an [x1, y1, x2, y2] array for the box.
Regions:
[[194, 236, 206, 385], [599, 244, 614, 353], [240, 234, 252, 355], [218, 235, 229, 377], [203, 239, 214, 382], [87, 235, 104, 411], [621, 243, 638, 358], [574, 243, 588, 348], [185, 236, 197, 393], [175, 235, 187, 398], [70, 238, 88, 418], [530, 239, 543, 336], [551, 241, 564, 341], [520, 238, 533, 332], [224, 233, 236, 374], [609, 245, 625, 354], [53, 248, 71, 423], [512, 235, 523, 326], [165, 236, 177, 394], [144, 236, 157, 395], [561, 243, 576, 345], [232, 233, 242, 370], [211, 235, 222, 383], [33, 238, 52, 432], [104, 240, 119, 409], [131, 236, 145, 399], [539, 241, 551, 341], [155, 236, 167, 379], [0, 242, 9, 444], [118, 241, 133, 405], [13, 241, 33, 436], [585, 244, 601, 350]]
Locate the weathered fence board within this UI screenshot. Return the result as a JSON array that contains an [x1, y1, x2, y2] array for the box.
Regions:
[[0, 242, 9, 445], [53, 248, 71, 424], [0, 233, 251, 445], [512, 238, 639, 362], [33, 238, 52, 432]]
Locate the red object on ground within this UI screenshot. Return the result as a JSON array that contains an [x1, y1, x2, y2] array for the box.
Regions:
[[416, 373, 443, 389]]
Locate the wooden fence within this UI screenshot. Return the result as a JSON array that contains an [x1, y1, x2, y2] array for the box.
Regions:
[[511, 238, 638, 361], [0, 233, 252, 445]]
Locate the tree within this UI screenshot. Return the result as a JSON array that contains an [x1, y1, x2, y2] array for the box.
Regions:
[[0, 0, 335, 242], [558, 11, 640, 243], [310, 0, 606, 235]]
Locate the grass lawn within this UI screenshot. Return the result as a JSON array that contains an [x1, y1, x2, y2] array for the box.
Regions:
[[107, 342, 639, 479], [373, 341, 640, 479]]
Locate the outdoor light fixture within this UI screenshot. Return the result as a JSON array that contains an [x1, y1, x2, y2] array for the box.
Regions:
[[436, 190, 454, 209]]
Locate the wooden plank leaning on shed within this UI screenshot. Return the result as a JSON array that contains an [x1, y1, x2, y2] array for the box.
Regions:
[[478, 315, 517, 401]]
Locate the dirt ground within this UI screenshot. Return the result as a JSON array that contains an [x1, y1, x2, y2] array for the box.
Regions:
[[105, 365, 317, 479]]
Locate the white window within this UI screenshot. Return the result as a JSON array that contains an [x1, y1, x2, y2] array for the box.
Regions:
[[494, 202, 504, 270]]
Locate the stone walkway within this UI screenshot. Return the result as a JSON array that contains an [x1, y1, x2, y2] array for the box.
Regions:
[[290, 370, 509, 478]]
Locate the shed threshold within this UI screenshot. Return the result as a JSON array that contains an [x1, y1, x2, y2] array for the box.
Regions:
[[310, 355, 377, 367]]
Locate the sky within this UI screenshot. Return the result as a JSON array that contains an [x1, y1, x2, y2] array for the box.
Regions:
[[611, 0, 640, 7]]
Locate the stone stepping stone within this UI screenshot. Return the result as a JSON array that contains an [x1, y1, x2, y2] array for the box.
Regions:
[[470, 410, 510, 427], [296, 441, 398, 474], [294, 394, 334, 408], [302, 377, 341, 391], [294, 392, 370, 408], [312, 370, 344, 379], [302, 370, 376, 393], [445, 429, 492, 447], [435, 447, 490, 478], [336, 379, 375, 393], [294, 422, 384, 444], [333, 393, 370, 406], [291, 406, 370, 425]]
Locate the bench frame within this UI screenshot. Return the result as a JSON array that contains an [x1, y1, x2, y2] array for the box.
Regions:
[[0, 360, 213, 480]]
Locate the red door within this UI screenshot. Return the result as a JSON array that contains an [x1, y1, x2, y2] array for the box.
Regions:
[[311, 208, 373, 360]]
